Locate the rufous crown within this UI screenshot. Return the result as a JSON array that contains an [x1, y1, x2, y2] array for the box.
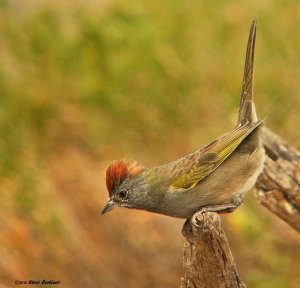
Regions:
[[106, 160, 144, 195]]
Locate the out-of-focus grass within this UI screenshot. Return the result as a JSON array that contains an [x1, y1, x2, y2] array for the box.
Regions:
[[0, 1, 300, 287]]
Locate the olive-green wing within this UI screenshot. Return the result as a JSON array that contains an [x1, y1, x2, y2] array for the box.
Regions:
[[171, 121, 262, 190]]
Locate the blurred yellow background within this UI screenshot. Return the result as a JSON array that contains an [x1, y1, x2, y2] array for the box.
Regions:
[[1, 0, 300, 287]]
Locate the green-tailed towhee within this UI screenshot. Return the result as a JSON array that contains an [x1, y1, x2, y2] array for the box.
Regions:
[[102, 18, 265, 219]]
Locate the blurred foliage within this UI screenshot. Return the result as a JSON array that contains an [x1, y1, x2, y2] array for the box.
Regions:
[[0, 0, 300, 287]]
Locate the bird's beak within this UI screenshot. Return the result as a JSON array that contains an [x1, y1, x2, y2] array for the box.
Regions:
[[101, 199, 117, 215]]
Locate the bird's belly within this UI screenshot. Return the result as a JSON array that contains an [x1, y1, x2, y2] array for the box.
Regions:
[[238, 150, 264, 195], [161, 146, 265, 219]]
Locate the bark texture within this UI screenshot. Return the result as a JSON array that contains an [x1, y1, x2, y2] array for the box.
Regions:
[[255, 127, 300, 233], [181, 212, 245, 288], [181, 127, 300, 287]]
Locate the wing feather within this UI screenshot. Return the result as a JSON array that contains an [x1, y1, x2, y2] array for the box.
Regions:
[[171, 120, 263, 190]]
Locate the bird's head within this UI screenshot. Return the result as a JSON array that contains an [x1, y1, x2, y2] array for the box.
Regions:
[[102, 159, 147, 215]]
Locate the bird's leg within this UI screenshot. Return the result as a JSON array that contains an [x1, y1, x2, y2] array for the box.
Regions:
[[196, 203, 237, 214], [183, 195, 245, 236], [197, 194, 245, 214]]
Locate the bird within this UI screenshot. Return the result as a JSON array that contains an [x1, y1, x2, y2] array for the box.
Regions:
[[102, 18, 265, 219]]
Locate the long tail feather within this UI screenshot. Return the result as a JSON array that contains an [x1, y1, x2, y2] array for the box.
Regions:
[[238, 18, 257, 125]]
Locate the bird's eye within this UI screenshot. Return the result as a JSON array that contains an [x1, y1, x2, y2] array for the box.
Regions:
[[118, 189, 128, 199]]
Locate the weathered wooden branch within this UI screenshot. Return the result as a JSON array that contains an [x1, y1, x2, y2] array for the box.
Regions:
[[181, 212, 246, 288], [255, 127, 300, 233], [181, 127, 300, 287]]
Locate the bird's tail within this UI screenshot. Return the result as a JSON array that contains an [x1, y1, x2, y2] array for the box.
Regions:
[[237, 18, 258, 125]]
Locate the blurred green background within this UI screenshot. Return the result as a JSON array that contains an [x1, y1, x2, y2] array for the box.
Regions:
[[1, 0, 300, 287]]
